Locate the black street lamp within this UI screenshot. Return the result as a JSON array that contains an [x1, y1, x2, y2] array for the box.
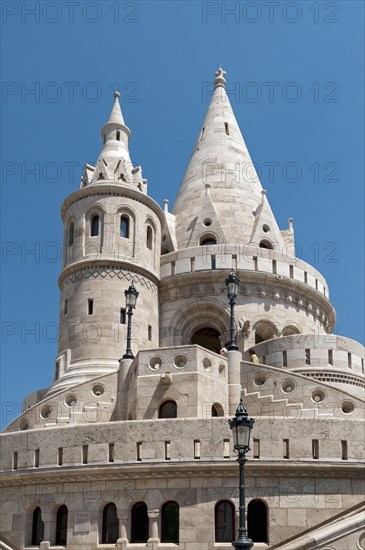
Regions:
[[225, 271, 240, 351], [123, 282, 139, 359], [229, 399, 255, 549]]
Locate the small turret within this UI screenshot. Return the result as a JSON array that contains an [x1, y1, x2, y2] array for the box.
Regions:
[[81, 91, 146, 192]]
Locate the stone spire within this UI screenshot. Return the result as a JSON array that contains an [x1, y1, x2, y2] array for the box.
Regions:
[[172, 69, 284, 251], [83, 91, 146, 191]]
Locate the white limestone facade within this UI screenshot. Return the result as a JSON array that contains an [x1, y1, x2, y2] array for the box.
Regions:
[[1, 70, 364, 550]]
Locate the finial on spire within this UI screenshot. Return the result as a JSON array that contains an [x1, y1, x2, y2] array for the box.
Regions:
[[107, 90, 125, 125], [163, 199, 169, 214], [214, 67, 226, 89], [288, 218, 294, 232]]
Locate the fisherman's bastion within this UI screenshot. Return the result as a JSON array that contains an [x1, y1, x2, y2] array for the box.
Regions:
[[1, 69, 364, 550]]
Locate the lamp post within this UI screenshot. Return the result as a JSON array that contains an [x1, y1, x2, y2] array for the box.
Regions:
[[225, 271, 240, 351], [123, 282, 139, 359], [229, 399, 255, 549]]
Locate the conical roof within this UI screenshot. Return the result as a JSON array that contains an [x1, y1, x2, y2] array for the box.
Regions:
[[87, 92, 145, 191], [172, 69, 284, 250]]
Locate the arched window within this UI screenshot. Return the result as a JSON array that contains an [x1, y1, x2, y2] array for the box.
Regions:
[[68, 222, 74, 246], [102, 503, 119, 544], [159, 400, 177, 419], [55, 505, 68, 545], [91, 215, 100, 237], [31, 507, 44, 545], [247, 499, 268, 543], [131, 502, 149, 543], [259, 239, 274, 250], [120, 215, 130, 238], [254, 321, 277, 344], [282, 325, 300, 337], [212, 403, 224, 417], [146, 225, 153, 250], [215, 500, 235, 542], [200, 237, 217, 246], [161, 501, 179, 543]]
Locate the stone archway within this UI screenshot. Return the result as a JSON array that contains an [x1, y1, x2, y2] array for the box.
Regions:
[[191, 327, 221, 353], [167, 298, 229, 349]]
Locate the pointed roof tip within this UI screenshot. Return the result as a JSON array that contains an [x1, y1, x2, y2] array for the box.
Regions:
[[214, 67, 226, 89], [107, 90, 125, 125]]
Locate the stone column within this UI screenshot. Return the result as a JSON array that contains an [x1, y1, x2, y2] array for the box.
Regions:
[[116, 508, 129, 548], [116, 358, 133, 419], [40, 510, 53, 548], [227, 350, 242, 415], [147, 508, 159, 549]]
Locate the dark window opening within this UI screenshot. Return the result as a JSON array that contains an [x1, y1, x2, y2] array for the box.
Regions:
[[165, 441, 171, 460], [282, 350, 288, 367], [120, 215, 129, 238], [191, 327, 221, 354], [341, 440, 348, 460], [148, 325, 152, 341], [212, 403, 224, 417], [82, 444, 88, 464], [32, 507, 45, 545], [247, 500, 268, 543], [146, 226, 153, 250], [159, 400, 177, 419], [120, 308, 126, 324], [12, 451, 18, 470], [259, 239, 273, 250], [56, 505, 68, 545], [283, 439, 289, 459], [116, 130, 120, 141], [34, 448, 39, 468], [88, 299, 94, 315], [225, 122, 230, 135], [68, 222, 74, 247], [312, 439, 319, 459], [161, 501, 179, 543], [102, 503, 119, 544], [64, 299, 68, 315], [131, 502, 149, 543], [91, 215, 100, 237], [57, 447, 63, 466], [215, 500, 235, 542], [108, 443, 114, 463], [254, 321, 276, 344], [136, 442, 142, 461], [211, 255, 216, 269], [253, 438, 260, 459], [305, 349, 311, 365], [200, 237, 217, 246]]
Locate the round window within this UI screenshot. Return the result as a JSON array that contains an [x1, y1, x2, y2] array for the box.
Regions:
[[92, 385, 105, 397], [65, 394, 77, 407], [148, 356, 162, 371], [40, 405, 52, 419]]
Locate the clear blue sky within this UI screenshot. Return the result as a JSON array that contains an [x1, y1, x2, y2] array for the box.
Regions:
[[1, 1, 364, 430]]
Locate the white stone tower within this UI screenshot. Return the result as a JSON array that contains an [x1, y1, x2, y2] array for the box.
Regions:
[[1, 70, 364, 550], [52, 92, 164, 393]]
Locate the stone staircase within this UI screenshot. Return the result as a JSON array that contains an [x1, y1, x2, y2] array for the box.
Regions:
[[242, 388, 336, 420]]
